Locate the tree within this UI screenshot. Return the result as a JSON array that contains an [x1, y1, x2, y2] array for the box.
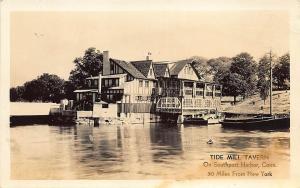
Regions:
[[21, 73, 65, 103], [69, 47, 103, 90], [219, 72, 247, 104], [273, 53, 290, 90], [63, 81, 76, 100], [257, 55, 271, 104], [207, 57, 232, 83], [230, 52, 257, 97], [191, 56, 211, 81], [10, 86, 25, 102]]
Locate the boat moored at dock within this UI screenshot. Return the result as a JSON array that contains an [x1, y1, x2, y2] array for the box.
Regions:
[[220, 115, 290, 130], [183, 117, 208, 125]]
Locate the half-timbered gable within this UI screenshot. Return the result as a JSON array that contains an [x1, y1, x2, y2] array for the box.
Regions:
[[169, 59, 200, 81]]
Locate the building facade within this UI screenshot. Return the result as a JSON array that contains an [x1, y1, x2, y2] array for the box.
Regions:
[[74, 51, 222, 123]]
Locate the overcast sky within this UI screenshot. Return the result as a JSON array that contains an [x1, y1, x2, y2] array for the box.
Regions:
[[10, 10, 289, 87]]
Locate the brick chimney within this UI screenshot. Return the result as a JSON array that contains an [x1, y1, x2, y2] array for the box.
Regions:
[[103, 51, 110, 76]]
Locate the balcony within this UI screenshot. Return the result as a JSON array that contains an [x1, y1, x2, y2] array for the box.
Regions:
[[156, 97, 222, 113]]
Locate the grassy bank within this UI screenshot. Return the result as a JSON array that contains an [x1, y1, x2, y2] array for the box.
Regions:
[[222, 90, 290, 114]]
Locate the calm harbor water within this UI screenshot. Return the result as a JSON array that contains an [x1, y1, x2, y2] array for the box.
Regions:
[[10, 123, 290, 179]]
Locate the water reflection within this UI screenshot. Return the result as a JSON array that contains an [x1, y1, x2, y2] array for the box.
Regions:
[[10, 123, 290, 179], [149, 124, 183, 163]]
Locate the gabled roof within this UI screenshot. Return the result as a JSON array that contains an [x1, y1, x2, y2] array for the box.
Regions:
[[111, 59, 146, 79], [130, 60, 152, 77], [169, 58, 201, 78], [169, 59, 193, 75], [153, 63, 169, 77]]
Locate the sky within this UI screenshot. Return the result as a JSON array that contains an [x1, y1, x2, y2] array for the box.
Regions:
[[10, 10, 289, 87]]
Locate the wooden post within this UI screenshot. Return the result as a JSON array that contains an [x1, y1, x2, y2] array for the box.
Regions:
[[193, 82, 196, 98], [98, 74, 102, 94]]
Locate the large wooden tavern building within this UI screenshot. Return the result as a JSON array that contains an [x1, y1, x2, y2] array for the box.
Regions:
[[74, 51, 222, 123]]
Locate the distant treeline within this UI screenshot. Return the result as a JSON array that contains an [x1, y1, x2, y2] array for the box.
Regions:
[[10, 48, 290, 103], [10, 73, 73, 103], [191, 52, 289, 103]]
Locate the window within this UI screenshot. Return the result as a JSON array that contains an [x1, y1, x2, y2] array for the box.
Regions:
[[110, 63, 114, 73], [110, 62, 126, 74], [149, 69, 153, 76], [107, 94, 113, 101], [127, 75, 134, 81], [102, 78, 120, 87], [139, 80, 143, 87], [185, 90, 193, 95], [102, 104, 109, 108], [145, 81, 149, 87], [206, 85, 213, 97], [153, 81, 157, 87], [206, 92, 213, 96], [196, 83, 204, 88], [184, 82, 193, 87], [108, 79, 112, 86], [215, 93, 221, 97], [104, 79, 108, 87], [196, 91, 203, 96], [94, 79, 98, 87]]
